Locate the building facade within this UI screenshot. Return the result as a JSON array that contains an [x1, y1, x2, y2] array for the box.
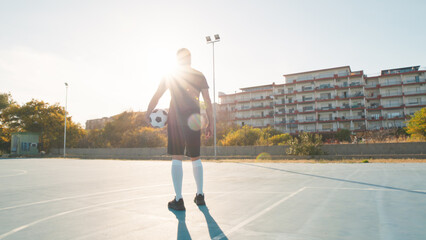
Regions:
[[11, 132, 40, 155], [219, 66, 426, 133]]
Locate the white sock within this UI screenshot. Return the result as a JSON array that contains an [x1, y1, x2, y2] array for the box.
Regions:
[[171, 159, 183, 201], [192, 159, 203, 195]]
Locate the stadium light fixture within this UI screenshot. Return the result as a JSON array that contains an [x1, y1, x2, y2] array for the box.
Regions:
[[205, 34, 220, 159]]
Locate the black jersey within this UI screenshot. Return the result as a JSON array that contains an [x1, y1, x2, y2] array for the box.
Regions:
[[162, 66, 209, 118]]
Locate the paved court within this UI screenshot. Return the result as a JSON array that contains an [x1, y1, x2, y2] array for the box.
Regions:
[[0, 159, 425, 240]]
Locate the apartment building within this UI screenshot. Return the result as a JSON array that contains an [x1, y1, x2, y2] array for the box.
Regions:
[[218, 65, 426, 133]]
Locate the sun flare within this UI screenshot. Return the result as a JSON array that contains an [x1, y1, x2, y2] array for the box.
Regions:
[[148, 49, 177, 80]]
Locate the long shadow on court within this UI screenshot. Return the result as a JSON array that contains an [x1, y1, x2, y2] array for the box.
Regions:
[[169, 209, 192, 240], [169, 206, 228, 240], [198, 206, 228, 240], [240, 163, 425, 195]]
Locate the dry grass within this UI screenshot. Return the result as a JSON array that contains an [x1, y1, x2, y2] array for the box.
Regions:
[[212, 158, 426, 163]]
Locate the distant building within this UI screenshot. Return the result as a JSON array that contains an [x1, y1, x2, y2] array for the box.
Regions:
[[85, 111, 148, 130], [219, 65, 426, 133], [85, 117, 115, 130], [11, 132, 40, 155]]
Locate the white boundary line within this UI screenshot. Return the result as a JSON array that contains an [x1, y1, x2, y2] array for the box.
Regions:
[[211, 187, 306, 240], [306, 187, 426, 192], [0, 183, 171, 211], [0, 194, 171, 239], [0, 190, 297, 239], [0, 170, 27, 178]]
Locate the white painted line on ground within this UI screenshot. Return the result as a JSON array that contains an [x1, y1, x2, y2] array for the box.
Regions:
[[0, 190, 285, 239], [0, 183, 171, 211], [0, 194, 172, 239], [0, 170, 27, 178], [211, 187, 306, 240], [306, 187, 426, 192]]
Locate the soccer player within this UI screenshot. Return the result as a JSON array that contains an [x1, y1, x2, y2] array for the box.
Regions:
[[147, 48, 214, 211]]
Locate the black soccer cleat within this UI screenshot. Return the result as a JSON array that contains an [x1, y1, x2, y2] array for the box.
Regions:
[[194, 194, 206, 206], [168, 197, 186, 211]]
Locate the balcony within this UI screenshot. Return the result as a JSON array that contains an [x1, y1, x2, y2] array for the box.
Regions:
[[365, 93, 379, 99], [340, 105, 351, 110], [367, 115, 381, 120], [404, 89, 426, 96], [317, 106, 336, 112], [365, 83, 379, 89], [298, 119, 316, 123], [349, 92, 364, 98], [318, 128, 336, 132], [380, 81, 402, 87], [383, 113, 405, 120], [351, 104, 365, 109], [405, 101, 426, 107], [403, 78, 426, 84], [380, 91, 403, 98], [236, 105, 272, 111], [318, 118, 335, 122], [349, 82, 362, 87], [300, 86, 315, 92], [367, 104, 381, 110], [302, 107, 315, 112], [345, 116, 365, 120], [382, 103, 403, 109], [316, 96, 335, 101], [316, 85, 334, 91]]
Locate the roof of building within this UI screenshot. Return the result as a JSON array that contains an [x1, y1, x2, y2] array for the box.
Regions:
[[239, 83, 274, 91], [381, 66, 420, 75], [283, 66, 351, 77], [11, 132, 40, 136]]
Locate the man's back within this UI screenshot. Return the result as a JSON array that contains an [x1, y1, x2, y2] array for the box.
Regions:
[[165, 66, 208, 115]]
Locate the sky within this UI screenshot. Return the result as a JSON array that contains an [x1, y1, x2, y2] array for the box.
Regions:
[[1, 0, 425, 126]]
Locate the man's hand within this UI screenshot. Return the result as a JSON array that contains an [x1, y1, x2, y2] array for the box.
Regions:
[[205, 123, 214, 139]]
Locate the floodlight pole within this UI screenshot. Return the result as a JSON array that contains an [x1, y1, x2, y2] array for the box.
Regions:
[[206, 35, 220, 159], [64, 83, 68, 158]]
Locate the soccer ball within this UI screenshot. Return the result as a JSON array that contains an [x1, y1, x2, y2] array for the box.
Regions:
[[149, 109, 168, 128]]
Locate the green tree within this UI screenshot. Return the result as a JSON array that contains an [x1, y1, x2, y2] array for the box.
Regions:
[[220, 126, 262, 146], [286, 132, 324, 155], [1, 99, 85, 151], [405, 108, 426, 140], [201, 121, 240, 146], [0, 93, 14, 153], [256, 127, 282, 145], [120, 127, 166, 148], [0, 93, 13, 111], [102, 111, 148, 147]]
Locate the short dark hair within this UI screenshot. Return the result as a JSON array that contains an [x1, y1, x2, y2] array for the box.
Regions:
[[176, 48, 191, 65]]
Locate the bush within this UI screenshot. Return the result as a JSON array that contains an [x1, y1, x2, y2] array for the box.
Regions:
[[220, 126, 262, 146], [120, 127, 166, 148], [405, 108, 426, 140], [286, 132, 324, 155], [268, 133, 292, 145], [335, 129, 352, 142]]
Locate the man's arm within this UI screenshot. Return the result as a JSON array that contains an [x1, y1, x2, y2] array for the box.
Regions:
[[201, 89, 214, 138], [146, 79, 167, 120]]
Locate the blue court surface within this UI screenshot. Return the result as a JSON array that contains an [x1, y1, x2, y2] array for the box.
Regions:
[[1, 158, 425, 240]]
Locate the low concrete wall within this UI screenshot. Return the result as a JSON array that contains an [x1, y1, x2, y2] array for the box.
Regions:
[[50, 142, 426, 159], [321, 142, 426, 155]]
